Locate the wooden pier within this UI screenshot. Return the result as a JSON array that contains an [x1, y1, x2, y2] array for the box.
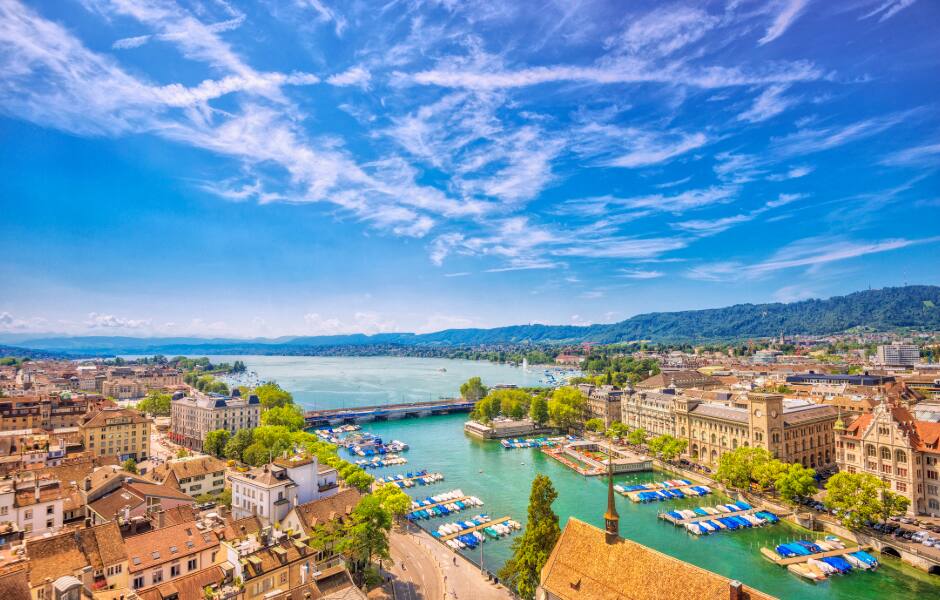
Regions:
[[409, 496, 472, 512], [659, 507, 758, 526], [440, 516, 512, 541], [760, 545, 872, 566]]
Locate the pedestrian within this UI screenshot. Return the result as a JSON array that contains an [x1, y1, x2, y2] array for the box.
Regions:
[[453, 556, 457, 566]]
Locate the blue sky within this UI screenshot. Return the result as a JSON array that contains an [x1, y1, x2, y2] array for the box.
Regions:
[[1, 0, 938, 338]]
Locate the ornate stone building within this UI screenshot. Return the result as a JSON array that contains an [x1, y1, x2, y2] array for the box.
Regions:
[[836, 402, 940, 516], [620, 390, 676, 438]]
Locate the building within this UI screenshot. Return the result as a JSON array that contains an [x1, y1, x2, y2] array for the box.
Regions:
[[836, 402, 940, 516], [620, 389, 677, 438], [25, 521, 128, 599], [87, 480, 195, 525], [636, 370, 722, 390], [170, 391, 260, 452], [0, 476, 64, 538], [786, 371, 894, 387], [674, 393, 838, 468], [151, 454, 228, 497], [80, 407, 152, 462], [536, 464, 774, 600], [281, 487, 361, 537], [229, 455, 339, 524], [125, 520, 220, 592], [578, 384, 626, 427], [876, 343, 920, 367], [221, 523, 365, 600]]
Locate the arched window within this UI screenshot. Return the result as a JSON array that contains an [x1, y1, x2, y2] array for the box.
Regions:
[[732, 439, 738, 449], [772, 432, 780, 444], [895, 450, 907, 464], [866, 444, 877, 457], [711, 434, 716, 444], [929, 499, 939, 510], [881, 447, 891, 460]]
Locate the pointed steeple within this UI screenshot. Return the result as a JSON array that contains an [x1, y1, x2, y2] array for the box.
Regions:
[[604, 445, 619, 543], [833, 407, 846, 434]]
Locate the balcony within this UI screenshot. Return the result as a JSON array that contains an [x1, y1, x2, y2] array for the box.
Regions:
[[318, 482, 339, 494]]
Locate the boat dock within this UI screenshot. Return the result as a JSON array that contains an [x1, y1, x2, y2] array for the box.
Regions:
[[374, 471, 443, 488], [660, 506, 759, 525], [760, 545, 872, 566], [411, 496, 471, 511], [440, 516, 512, 541]]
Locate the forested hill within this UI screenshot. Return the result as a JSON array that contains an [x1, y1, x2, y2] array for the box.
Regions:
[[4, 286, 939, 354]]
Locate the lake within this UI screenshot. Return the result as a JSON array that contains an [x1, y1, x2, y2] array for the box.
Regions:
[[219, 355, 938, 599]]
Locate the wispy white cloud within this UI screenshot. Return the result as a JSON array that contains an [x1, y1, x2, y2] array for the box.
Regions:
[[738, 84, 795, 123], [759, 0, 811, 46], [327, 66, 371, 88], [767, 165, 814, 181], [860, 0, 918, 22], [880, 142, 940, 167], [771, 110, 919, 157], [86, 312, 151, 329], [296, 0, 347, 36], [619, 268, 664, 279]]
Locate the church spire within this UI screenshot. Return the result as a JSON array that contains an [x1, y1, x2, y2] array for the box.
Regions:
[[604, 445, 619, 544]]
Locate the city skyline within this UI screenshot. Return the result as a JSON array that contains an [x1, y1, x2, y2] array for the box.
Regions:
[[2, 0, 939, 337]]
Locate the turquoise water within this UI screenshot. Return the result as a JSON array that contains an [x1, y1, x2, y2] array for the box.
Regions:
[[229, 356, 937, 598]]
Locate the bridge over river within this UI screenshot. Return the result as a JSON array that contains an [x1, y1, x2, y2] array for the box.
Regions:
[[305, 398, 475, 427]]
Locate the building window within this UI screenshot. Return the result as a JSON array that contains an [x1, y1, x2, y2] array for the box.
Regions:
[[880, 447, 891, 460], [896, 482, 907, 492], [895, 450, 907, 464], [152, 569, 163, 584], [187, 558, 197, 571], [133, 576, 144, 589], [171, 564, 180, 577]]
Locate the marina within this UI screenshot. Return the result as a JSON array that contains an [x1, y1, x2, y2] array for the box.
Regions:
[[435, 515, 520, 542], [660, 501, 769, 525], [761, 537, 880, 581], [406, 490, 484, 520], [375, 470, 444, 488], [500, 437, 560, 449], [355, 455, 407, 469], [615, 479, 713, 502]]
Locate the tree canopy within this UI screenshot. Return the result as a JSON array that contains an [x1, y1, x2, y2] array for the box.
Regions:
[[261, 404, 305, 431], [498, 474, 561, 600], [137, 391, 171, 416], [203, 429, 231, 458], [459, 376, 488, 402], [646, 434, 686, 460], [529, 395, 549, 426], [825, 472, 909, 528], [547, 386, 585, 430], [253, 381, 294, 409]]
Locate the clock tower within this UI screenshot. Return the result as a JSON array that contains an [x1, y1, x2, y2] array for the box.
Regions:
[[747, 392, 784, 457]]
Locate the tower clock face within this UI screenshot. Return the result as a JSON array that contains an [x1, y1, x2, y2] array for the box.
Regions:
[[754, 409, 762, 418]]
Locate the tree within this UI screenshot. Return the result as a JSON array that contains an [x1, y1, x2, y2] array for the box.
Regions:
[[547, 387, 585, 431], [752, 459, 788, 491], [374, 483, 412, 519], [878, 490, 911, 522], [774, 463, 817, 502], [176, 448, 189, 458], [203, 430, 231, 458], [342, 495, 392, 580], [498, 475, 561, 600], [261, 404, 305, 431], [529, 395, 549, 426], [254, 382, 293, 409], [344, 470, 375, 492], [647, 435, 687, 461], [627, 428, 648, 446], [122, 458, 138, 474], [137, 391, 172, 416], [584, 418, 605, 433], [825, 472, 887, 529], [460, 376, 488, 402], [605, 421, 629, 440], [242, 443, 271, 466], [224, 429, 254, 461], [715, 447, 772, 489]]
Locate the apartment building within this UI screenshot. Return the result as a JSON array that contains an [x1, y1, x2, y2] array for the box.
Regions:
[[229, 455, 338, 524], [125, 520, 220, 592], [674, 392, 838, 468], [25, 521, 128, 599], [620, 390, 677, 438], [836, 402, 940, 516], [152, 455, 228, 497], [875, 343, 920, 367], [0, 477, 64, 538], [636, 370, 723, 390], [80, 407, 152, 462], [578, 384, 625, 427], [170, 391, 260, 451]]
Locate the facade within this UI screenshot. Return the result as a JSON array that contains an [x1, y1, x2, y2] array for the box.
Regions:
[[80, 407, 152, 461], [674, 393, 838, 468], [578, 384, 626, 427], [0, 477, 64, 538], [170, 392, 260, 451], [620, 390, 677, 438], [636, 370, 722, 390], [151, 455, 228, 497], [101, 378, 147, 400], [125, 520, 220, 592], [25, 521, 128, 599], [229, 456, 338, 523], [875, 343, 920, 367], [836, 402, 940, 516]]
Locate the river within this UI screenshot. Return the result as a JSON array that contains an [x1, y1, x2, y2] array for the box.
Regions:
[[217, 356, 936, 599]]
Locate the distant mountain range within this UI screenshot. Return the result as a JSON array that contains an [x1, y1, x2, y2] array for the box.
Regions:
[[2, 285, 938, 356]]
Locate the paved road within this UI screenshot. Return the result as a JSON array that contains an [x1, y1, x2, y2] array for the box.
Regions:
[[388, 529, 444, 600], [389, 526, 513, 600]]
